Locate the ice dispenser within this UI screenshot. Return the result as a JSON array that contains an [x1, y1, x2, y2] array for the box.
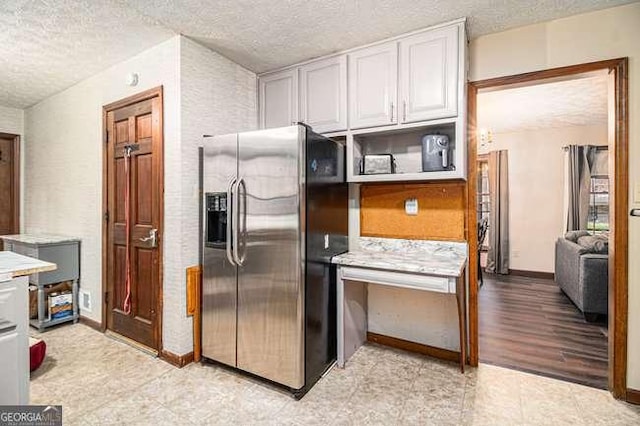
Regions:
[[205, 192, 228, 248]]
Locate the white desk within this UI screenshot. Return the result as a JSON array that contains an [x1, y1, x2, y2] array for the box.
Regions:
[[332, 237, 467, 372]]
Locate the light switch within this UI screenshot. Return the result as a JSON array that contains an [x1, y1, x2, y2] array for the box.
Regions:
[[634, 182, 640, 203], [405, 198, 418, 216]]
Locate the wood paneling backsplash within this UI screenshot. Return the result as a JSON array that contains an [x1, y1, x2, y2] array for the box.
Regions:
[[360, 182, 466, 241]]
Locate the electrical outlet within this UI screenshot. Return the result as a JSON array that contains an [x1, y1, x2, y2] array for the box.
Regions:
[[405, 198, 418, 216], [513, 250, 520, 258]]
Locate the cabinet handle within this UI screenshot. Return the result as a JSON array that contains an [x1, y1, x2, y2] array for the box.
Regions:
[[403, 101, 407, 122], [0, 319, 16, 334], [390, 102, 394, 122]]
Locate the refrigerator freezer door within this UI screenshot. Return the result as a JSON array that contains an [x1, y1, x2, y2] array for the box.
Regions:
[[202, 134, 238, 367], [237, 126, 305, 389]]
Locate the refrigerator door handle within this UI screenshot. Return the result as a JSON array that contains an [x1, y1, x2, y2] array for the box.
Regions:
[[226, 177, 237, 266], [239, 178, 248, 264], [233, 177, 246, 266]]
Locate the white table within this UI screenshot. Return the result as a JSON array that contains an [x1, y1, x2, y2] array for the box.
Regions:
[[332, 237, 468, 373]]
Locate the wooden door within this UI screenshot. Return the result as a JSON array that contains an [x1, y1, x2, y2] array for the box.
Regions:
[[0, 134, 19, 247], [348, 42, 398, 129], [300, 55, 347, 133], [259, 69, 299, 129], [399, 25, 459, 123], [104, 88, 163, 351]]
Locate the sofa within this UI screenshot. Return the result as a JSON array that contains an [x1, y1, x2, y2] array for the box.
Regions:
[[554, 231, 608, 321]]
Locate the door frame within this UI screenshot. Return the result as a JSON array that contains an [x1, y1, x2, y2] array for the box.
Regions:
[[0, 132, 20, 236], [467, 58, 629, 399], [101, 86, 165, 353]]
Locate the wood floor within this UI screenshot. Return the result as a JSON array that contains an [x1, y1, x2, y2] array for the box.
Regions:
[[479, 273, 608, 389]]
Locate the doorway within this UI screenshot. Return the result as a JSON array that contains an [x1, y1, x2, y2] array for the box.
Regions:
[[467, 59, 629, 398], [0, 132, 20, 249], [102, 87, 164, 352]]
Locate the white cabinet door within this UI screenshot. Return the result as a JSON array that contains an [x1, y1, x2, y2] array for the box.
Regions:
[[299, 56, 347, 133], [0, 331, 19, 404], [399, 25, 459, 123], [348, 42, 398, 129], [259, 69, 298, 129]]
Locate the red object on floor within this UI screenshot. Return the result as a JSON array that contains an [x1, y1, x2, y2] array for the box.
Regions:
[[29, 337, 46, 372]]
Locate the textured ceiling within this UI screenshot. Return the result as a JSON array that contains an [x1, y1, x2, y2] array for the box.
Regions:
[[477, 74, 609, 134], [0, 0, 175, 108], [1, 0, 634, 109], [121, 0, 634, 73]]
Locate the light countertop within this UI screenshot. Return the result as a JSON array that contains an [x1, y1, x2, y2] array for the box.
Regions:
[[0, 251, 57, 281], [0, 234, 80, 245], [331, 237, 468, 277]]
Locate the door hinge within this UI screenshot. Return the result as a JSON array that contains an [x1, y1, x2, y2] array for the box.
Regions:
[[104, 291, 109, 304], [104, 211, 109, 222], [104, 130, 109, 144]]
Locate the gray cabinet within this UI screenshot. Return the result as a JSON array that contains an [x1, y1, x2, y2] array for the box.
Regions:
[[1, 235, 80, 331]]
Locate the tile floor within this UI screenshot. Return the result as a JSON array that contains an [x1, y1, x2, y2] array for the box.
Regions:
[[31, 324, 640, 425]]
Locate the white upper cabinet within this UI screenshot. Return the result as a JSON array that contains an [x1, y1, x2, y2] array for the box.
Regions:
[[299, 56, 347, 133], [399, 25, 459, 123], [259, 69, 299, 129], [348, 42, 398, 129]]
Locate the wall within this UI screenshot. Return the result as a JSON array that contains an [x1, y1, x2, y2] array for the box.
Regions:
[[176, 37, 257, 354], [24, 36, 181, 336], [478, 124, 608, 273], [23, 36, 257, 356], [0, 105, 23, 135], [360, 182, 466, 241], [0, 105, 25, 230], [470, 1, 640, 388]]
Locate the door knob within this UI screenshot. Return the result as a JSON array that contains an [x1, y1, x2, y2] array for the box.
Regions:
[[140, 228, 158, 247]]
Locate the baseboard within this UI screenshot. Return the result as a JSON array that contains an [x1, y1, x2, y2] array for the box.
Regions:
[[367, 332, 460, 363], [79, 315, 103, 332], [160, 349, 194, 368], [627, 388, 640, 405], [509, 269, 555, 280]]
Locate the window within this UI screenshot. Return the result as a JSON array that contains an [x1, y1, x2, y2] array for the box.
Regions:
[[588, 177, 609, 233], [477, 156, 490, 250]]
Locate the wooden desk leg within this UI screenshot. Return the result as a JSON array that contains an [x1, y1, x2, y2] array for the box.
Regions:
[[456, 275, 467, 373]]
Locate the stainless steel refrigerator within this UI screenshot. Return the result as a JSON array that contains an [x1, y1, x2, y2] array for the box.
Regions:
[[201, 124, 348, 395]]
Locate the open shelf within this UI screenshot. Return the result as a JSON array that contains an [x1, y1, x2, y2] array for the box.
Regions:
[[347, 119, 466, 183]]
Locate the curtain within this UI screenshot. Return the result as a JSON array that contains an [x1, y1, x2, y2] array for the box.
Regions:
[[566, 145, 597, 231], [486, 150, 509, 275]]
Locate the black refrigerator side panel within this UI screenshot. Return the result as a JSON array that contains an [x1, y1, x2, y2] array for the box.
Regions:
[[304, 129, 348, 390]]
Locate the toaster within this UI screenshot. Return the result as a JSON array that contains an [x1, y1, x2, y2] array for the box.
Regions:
[[360, 154, 396, 175]]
